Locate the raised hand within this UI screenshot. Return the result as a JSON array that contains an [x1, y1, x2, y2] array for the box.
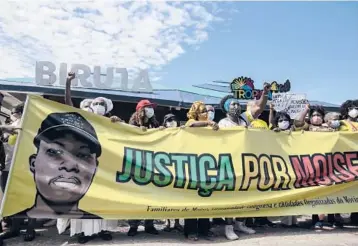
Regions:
[[67, 72, 75, 82], [263, 83, 271, 94]]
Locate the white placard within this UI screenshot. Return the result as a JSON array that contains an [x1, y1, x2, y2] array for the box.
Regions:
[[272, 93, 308, 119]]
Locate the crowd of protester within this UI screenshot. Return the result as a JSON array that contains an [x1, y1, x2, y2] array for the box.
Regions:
[[1, 72, 358, 245]]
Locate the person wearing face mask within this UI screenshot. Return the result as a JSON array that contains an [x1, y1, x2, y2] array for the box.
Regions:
[[160, 114, 184, 233], [339, 100, 358, 132], [295, 104, 332, 132], [62, 73, 118, 243], [218, 84, 270, 129], [162, 113, 179, 128], [67, 97, 117, 244], [90, 97, 113, 117], [206, 105, 215, 122], [323, 112, 341, 131], [295, 104, 340, 229], [128, 99, 160, 131], [127, 99, 159, 237], [80, 99, 94, 113], [269, 104, 293, 132], [184, 101, 218, 241], [65, 72, 122, 124], [217, 87, 270, 240], [338, 100, 358, 225]]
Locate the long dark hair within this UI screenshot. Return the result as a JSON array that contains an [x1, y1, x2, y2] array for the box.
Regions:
[[340, 100, 358, 119], [272, 111, 291, 129]]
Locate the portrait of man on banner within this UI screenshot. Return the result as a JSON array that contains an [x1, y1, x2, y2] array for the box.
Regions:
[[11, 112, 102, 219]]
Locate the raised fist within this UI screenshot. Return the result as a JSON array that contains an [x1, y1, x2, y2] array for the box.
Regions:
[[67, 72, 75, 81]]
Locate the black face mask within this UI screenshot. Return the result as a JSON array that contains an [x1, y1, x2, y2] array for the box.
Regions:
[[228, 107, 241, 118]]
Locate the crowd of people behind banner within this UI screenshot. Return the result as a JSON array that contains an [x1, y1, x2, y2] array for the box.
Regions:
[[0, 72, 358, 245]]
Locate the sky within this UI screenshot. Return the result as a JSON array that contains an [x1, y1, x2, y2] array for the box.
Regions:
[[0, 1, 357, 104]]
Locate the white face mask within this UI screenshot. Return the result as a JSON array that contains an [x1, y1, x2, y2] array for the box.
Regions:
[[92, 105, 106, 116], [278, 120, 290, 130], [208, 111, 215, 121], [330, 120, 340, 129], [145, 107, 154, 118], [348, 109, 358, 119], [166, 121, 178, 128]]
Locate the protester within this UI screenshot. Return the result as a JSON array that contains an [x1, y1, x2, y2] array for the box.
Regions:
[[128, 99, 160, 130], [160, 113, 184, 233], [295, 104, 341, 228], [295, 104, 334, 132], [338, 100, 358, 224], [62, 72, 117, 244], [323, 112, 341, 131], [269, 104, 293, 132], [127, 99, 160, 236], [162, 113, 179, 128], [184, 101, 217, 241], [339, 100, 358, 131], [217, 85, 270, 240], [206, 105, 215, 121], [0, 104, 38, 242]]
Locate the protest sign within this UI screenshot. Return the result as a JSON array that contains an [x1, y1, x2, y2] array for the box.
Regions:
[[272, 93, 308, 119], [1, 95, 358, 219]]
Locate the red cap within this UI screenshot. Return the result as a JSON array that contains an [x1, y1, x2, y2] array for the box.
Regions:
[[136, 99, 156, 111]]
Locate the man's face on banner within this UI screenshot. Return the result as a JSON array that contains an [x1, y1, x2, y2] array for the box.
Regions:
[[30, 133, 98, 204]]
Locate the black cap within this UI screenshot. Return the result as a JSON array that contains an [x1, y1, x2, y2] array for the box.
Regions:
[[163, 114, 176, 125], [34, 112, 102, 157]]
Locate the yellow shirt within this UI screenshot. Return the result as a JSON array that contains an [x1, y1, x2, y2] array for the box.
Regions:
[[339, 120, 358, 132], [250, 119, 268, 129]]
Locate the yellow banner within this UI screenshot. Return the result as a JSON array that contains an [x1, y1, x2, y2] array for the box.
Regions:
[[1, 95, 358, 219]]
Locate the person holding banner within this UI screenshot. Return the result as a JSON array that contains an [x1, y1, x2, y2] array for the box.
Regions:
[[295, 104, 334, 132], [339, 100, 358, 131], [183, 101, 218, 241], [206, 105, 215, 121], [0, 104, 38, 243], [323, 112, 341, 131], [160, 113, 184, 233], [269, 104, 293, 132], [127, 99, 160, 237], [339, 100, 358, 225], [61, 72, 117, 244], [217, 84, 270, 240]]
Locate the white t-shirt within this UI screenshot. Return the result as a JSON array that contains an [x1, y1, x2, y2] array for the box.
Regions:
[[218, 111, 254, 128]]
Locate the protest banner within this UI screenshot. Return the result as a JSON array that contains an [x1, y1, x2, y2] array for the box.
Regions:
[[1, 95, 358, 220], [272, 93, 308, 119]]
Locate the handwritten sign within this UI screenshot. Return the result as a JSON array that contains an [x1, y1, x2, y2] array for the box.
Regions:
[[272, 93, 308, 119]]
